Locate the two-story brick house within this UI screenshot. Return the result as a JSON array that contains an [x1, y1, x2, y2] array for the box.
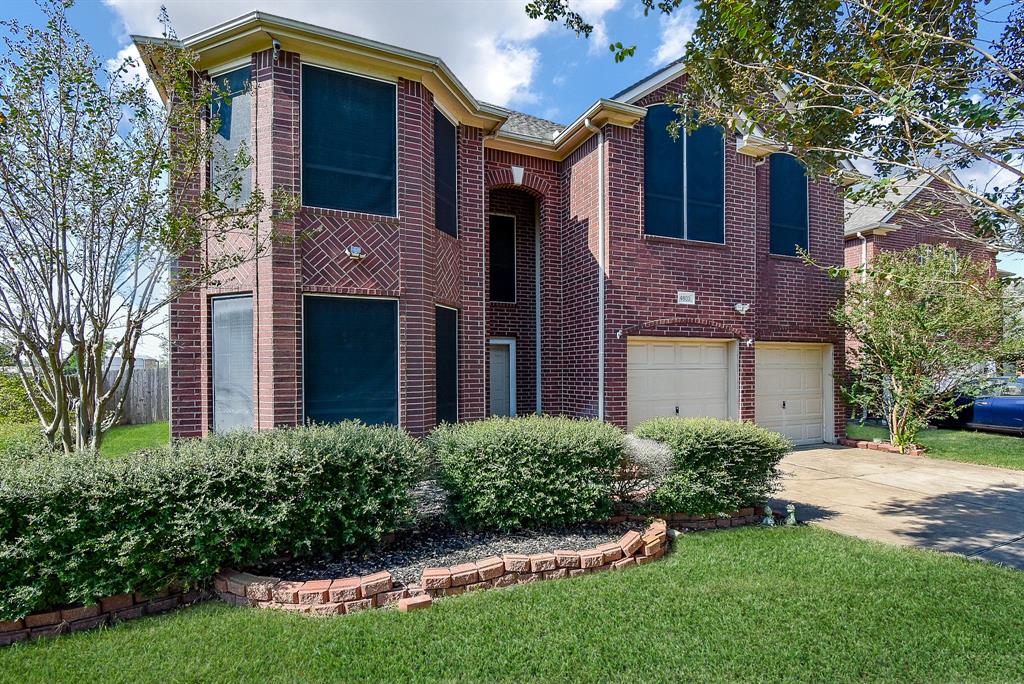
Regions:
[[138, 12, 846, 446]]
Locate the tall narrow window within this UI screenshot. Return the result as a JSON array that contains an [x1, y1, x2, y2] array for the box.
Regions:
[[489, 215, 516, 302], [769, 153, 809, 256], [643, 105, 725, 242], [434, 108, 458, 237], [435, 306, 458, 424], [212, 295, 253, 432], [302, 65, 397, 216], [210, 66, 252, 205], [303, 296, 398, 425]]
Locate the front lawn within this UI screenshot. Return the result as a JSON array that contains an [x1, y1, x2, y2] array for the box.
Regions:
[[846, 422, 1024, 471], [97, 421, 169, 459], [2, 526, 1022, 683]]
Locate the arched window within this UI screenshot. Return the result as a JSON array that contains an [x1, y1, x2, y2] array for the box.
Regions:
[[769, 153, 809, 256], [643, 105, 725, 243]]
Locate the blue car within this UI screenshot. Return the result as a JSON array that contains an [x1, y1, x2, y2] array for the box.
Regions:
[[946, 377, 1024, 435]]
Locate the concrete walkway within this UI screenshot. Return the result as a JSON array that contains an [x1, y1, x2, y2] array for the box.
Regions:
[[774, 445, 1024, 569]]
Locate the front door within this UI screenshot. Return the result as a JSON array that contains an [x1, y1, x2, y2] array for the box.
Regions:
[[488, 339, 515, 416]]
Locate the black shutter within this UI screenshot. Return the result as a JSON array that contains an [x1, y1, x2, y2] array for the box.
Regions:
[[489, 215, 516, 302], [212, 295, 253, 432], [210, 66, 252, 205], [769, 154, 809, 256], [303, 296, 398, 425], [643, 105, 685, 238], [302, 66, 397, 216], [434, 108, 458, 237], [686, 124, 725, 243], [435, 306, 458, 424]]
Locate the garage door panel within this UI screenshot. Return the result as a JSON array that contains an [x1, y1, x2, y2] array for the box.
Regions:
[[628, 339, 731, 430], [755, 343, 826, 446]]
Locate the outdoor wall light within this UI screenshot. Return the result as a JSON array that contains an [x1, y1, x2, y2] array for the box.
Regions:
[[346, 245, 367, 261], [734, 302, 751, 315]]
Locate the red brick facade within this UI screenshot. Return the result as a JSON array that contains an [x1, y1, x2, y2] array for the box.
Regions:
[[170, 42, 847, 441]]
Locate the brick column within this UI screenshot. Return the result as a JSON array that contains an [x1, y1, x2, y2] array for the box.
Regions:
[[458, 126, 487, 421], [253, 48, 302, 430]]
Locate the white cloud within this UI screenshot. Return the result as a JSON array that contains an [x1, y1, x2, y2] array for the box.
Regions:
[[572, 0, 623, 55], [105, 44, 160, 102], [651, 4, 697, 66], [103, 0, 591, 107]]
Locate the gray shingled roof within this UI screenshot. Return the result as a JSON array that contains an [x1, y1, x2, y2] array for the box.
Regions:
[[844, 174, 933, 235], [483, 102, 566, 140]]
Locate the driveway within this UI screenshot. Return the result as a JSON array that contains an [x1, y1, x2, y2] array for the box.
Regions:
[[775, 445, 1024, 570]]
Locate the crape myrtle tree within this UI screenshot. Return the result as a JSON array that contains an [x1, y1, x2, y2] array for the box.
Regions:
[[836, 244, 1022, 450], [0, 1, 296, 453], [528, 0, 1024, 251]]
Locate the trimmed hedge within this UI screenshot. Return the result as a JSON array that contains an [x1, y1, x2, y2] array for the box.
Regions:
[[0, 423, 50, 465], [427, 416, 626, 531], [633, 417, 791, 516], [0, 422, 425, 620]]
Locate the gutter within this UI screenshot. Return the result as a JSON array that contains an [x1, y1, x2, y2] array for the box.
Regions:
[[584, 118, 606, 421]]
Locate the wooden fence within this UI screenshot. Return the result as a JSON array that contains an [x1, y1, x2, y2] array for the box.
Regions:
[[111, 366, 169, 425]]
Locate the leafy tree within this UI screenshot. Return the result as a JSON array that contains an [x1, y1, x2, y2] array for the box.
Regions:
[[529, 0, 1023, 251], [837, 245, 1022, 450], [0, 1, 296, 453]]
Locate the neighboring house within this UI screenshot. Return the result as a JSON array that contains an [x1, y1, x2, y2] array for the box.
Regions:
[[844, 172, 998, 275], [138, 12, 846, 446]]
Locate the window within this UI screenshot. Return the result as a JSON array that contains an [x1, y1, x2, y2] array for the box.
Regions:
[[643, 105, 725, 242], [489, 215, 516, 302], [212, 295, 253, 432], [302, 65, 397, 215], [434, 108, 458, 237], [769, 153, 809, 256], [210, 66, 252, 205], [303, 296, 398, 425], [435, 306, 458, 424]]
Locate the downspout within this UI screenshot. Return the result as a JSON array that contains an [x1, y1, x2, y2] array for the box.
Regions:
[[584, 118, 606, 421], [856, 231, 867, 282]]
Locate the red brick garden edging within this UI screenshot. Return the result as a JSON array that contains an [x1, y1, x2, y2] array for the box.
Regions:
[[838, 437, 925, 457], [1, 508, 764, 646]]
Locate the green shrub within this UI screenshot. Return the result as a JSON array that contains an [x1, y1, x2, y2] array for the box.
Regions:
[[633, 417, 791, 516], [427, 416, 626, 530], [0, 374, 37, 425], [0, 421, 425, 620], [0, 423, 50, 464]]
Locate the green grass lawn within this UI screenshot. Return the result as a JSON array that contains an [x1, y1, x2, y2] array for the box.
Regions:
[[2, 526, 1022, 684], [98, 422, 168, 458], [846, 422, 1024, 470]]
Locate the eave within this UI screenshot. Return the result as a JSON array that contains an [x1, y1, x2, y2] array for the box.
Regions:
[[843, 222, 900, 239]]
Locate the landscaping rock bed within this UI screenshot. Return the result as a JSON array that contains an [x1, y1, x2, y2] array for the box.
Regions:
[[253, 519, 642, 589]]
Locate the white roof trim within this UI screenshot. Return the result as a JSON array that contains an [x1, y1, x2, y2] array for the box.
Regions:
[[614, 61, 687, 105]]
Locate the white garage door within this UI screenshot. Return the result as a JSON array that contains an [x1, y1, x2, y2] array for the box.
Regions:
[[755, 344, 826, 445], [627, 338, 731, 430]]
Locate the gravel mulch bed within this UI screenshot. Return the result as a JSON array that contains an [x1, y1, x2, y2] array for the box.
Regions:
[[252, 481, 644, 588]]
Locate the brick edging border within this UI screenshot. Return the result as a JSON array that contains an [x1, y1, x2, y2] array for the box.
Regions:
[[1, 509, 763, 646], [838, 437, 925, 457]]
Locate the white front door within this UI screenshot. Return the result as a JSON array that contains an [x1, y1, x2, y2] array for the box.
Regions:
[[626, 338, 733, 430], [755, 343, 828, 445], [488, 338, 516, 416]]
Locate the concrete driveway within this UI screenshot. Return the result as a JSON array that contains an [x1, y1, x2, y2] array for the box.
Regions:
[[774, 445, 1024, 570]]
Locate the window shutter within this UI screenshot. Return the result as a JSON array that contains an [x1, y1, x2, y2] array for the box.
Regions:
[[643, 105, 685, 238], [769, 154, 809, 256], [303, 296, 399, 425], [686, 124, 725, 243], [301, 66, 397, 216], [434, 108, 458, 237]]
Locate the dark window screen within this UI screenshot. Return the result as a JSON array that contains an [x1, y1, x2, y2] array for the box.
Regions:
[[434, 108, 458, 237], [302, 65, 396, 215], [769, 153, 809, 256], [489, 215, 516, 302], [303, 296, 398, 425], [435, 306, 458, 424], [643, 104, 684, 238], [210, 66, 252, 206], [212, 296, 253, 432], [686, 123, 725, 243]]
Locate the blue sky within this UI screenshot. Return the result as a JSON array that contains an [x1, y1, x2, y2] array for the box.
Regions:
[[4, 0, 1021, 275]]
